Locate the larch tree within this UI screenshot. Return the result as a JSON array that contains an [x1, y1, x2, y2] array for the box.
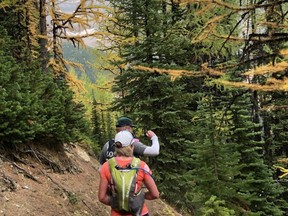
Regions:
[[0, 0, 108, 147]]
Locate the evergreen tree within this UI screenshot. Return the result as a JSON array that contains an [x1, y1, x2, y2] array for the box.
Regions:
[[262, 91, 288, 213], [0, 20, 89, 147], [230, 90, 284, 215], [0, 28, 39, 144], [106, 111, 114, 141], [184, 86, 240, 215], [91, 95, 102, 144]]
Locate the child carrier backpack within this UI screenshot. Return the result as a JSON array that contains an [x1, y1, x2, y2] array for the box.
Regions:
[[106, 139, 115, 161], [108, 157, 145, 216]]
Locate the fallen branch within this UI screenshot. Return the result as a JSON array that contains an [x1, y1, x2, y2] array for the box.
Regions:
[[23, 148, 63, 173], [12, 162, 41, 183], [82, 199, 93, 211], [0, 154, 41, 183]]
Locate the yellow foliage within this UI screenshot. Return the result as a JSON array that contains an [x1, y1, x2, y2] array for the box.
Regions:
[[194, 4, 214, 16], [119, 37, 137, 46], [201, 63, 225, 76], [219, 79, 288, 92], [66, 73, 86, 93], [128, 65, 204, 79], [279, 49, 288, 56], [214, 33, 246, 41], [278, 158, 288, 163], [192, 14, 228, 43], [0, 0, 11, 9], [47, 58, 57, 69], [64, 60, 85, 72], [181, 0, 253, 11], [120, 61, 288, 92], [274, 165, 288, 179], [119, 63, 225, 80], [261, 105, 288, 111], [243, 62, 288, 76], [215, 59, 288, 92]]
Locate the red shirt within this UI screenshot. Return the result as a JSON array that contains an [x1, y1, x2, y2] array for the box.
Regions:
[[99, 156, 152, 216]]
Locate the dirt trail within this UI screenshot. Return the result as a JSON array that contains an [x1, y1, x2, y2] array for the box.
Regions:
[[0, 143, 184, 216]]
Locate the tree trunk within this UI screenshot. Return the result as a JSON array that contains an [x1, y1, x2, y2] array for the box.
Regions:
[[39, 0, 48, 72]]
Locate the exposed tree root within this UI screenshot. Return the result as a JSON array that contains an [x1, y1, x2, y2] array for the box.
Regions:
[[0, 154, 41, 183]]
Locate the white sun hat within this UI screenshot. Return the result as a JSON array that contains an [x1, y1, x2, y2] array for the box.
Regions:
[[114, 130, 134, 147]]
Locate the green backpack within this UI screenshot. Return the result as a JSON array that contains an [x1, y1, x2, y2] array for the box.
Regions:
[[108, 157, 145, 216]]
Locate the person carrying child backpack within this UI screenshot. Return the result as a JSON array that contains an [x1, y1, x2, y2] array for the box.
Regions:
[[98, 130, 159, 216], [98, 116, 160, 170]]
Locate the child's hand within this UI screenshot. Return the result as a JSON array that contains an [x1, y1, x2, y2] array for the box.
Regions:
[[133, 138, 139, 142]]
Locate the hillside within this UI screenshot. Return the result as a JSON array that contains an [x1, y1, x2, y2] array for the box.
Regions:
[[0, 143, 184, 216]]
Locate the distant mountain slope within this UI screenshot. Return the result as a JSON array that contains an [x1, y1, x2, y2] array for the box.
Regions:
[[63, 42, 97, 83]]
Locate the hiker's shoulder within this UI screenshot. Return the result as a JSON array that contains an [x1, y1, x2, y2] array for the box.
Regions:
[[99, 161, 110, 177], [102, 160, 110, 168], [133, 140, 147, 149], [138, 160, 150, 170]]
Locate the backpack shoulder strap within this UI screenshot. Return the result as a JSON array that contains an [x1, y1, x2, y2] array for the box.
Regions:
[[107, 157, 117, 170], [130, 157, 141, 169], [108, 157, 140, 170]]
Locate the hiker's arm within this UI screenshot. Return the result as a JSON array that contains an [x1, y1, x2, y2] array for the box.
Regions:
[[98, 177, 111, 205], [133, 137, 160, 157], [142, 131, 160, 156], [133, 131, 160, 157], [144, 174, 159, 200]]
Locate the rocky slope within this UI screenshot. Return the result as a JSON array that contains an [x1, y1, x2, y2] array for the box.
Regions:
[[0, 143, 184, 216]]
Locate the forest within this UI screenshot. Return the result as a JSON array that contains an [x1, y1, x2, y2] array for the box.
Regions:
[[1, 0, 288, 215]]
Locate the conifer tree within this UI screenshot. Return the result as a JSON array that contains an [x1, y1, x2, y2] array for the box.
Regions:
[[0, 28, 39, 144], [91, 95, 102, 144], [106, 112, 114, 140], [229, 90, 285, 215], [184, 86, 240, 214], [0, 1, 91, 147]]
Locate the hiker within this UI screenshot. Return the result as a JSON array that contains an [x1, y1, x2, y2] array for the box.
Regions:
[[98, 130, 159, 216], [98, 116, 160, 169]]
